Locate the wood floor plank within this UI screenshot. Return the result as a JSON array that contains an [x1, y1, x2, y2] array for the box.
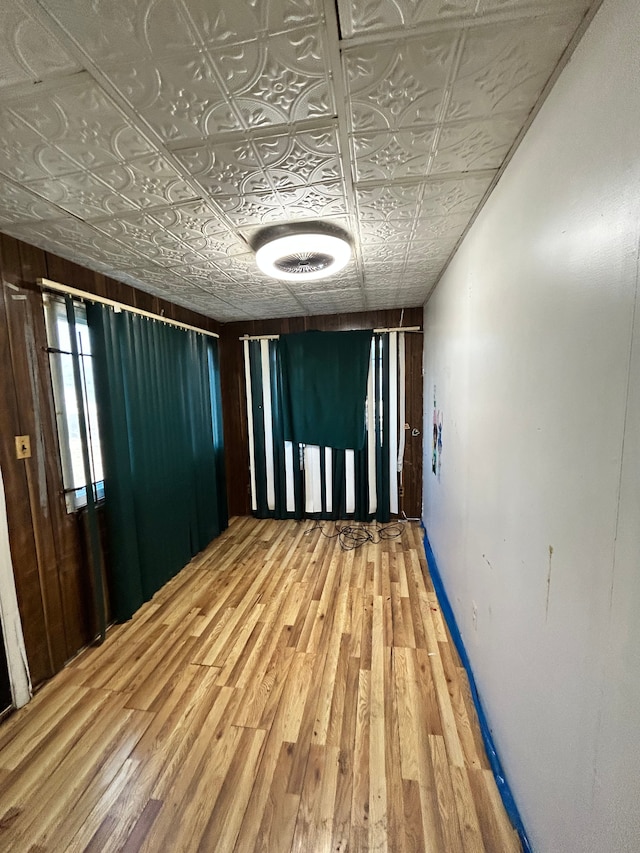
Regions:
[[0, 517, 521, 853], [232, 725, 293, 852], [249, 742, 300, 853], [430, 733, 465, 853], [369, 595, 388, 852], [196, 727, 267, 853], [469, 768, 523, 853], [349, 667, 371, 853]]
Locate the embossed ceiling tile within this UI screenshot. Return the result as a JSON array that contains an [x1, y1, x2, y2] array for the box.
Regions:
[[216, 192, 285, 226], [26, 171, 138, 220], [148, 245, 208, 266], [40, 0, 196, 63], [196, 279, 291, 299], [166, 264, 225, 286], [196, 233, 249, 260], [403, 242, 456, 266], [417, 174, 494, 217], [18, 215, 106, 245], [91, 213, 172, 260], [10, 79, 155, 168], [299, 294, 366, 314], [356, 184, 422, 222], [401, 259, 448, 278], [84, 238, 151, 269], [210, 275, 270, 292], [213, 28, 334, 128], [409, 226, 463, 248], [223, 297, 303, 319], [92, 154, 198, 210], [0, 4, 81, 89], [352, 128, 436, 182], [363, 290, 403, 311], [172, 140, 269, 197], [105, 54, 240, 143], [127, 272, 204, 293], [330, 274, 363, 291], [0, 178, 65, 225], [274, 181, 348, 218], [0, 110, 78, 182], [337, 0, 475, 38], [254, 127, 342, 189], [359, 220, 413, 244], [212, 252, 260, 278], [361, 242, 407, 264], [205, 307, 247, 320], [447, 16, 584, 121], [362, 265, 405, 284], [431, 114, 525, 174], [254, 126, 338, 165], [297, 285, 364, 301], [192, 301, 253, 321], [148, 203, 224, 246], [147, 226, 209, 255], [185, 0, 322, 46], [190, 234, 245, 262], [412, 213, 470, 243], [363, 274, 404, 291], [157, 199, 232, 232], [478, 0, 591, 14], [344, 33, 458, 131], [146, 209, 214, 253], [140, 201, 240, 258], [7, 216, 143, 268]]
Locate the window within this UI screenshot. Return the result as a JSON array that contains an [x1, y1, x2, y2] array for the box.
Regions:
[[43, 294, 104, 512]]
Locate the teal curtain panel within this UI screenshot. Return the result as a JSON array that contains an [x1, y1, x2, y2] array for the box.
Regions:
[[279, 329, 373, 450], [88, 303, 227, 622]]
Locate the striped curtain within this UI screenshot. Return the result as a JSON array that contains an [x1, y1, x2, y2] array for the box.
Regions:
[[244, 332, 406, 522]]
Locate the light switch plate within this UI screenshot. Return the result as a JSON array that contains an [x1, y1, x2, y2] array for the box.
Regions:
[[15, 435, 31, 459]]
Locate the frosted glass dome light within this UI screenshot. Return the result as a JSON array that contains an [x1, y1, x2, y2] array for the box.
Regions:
[[255, 232, 352, 281]]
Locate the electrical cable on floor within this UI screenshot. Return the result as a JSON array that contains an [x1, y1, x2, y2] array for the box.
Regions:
[[305, 520, 406, 551]]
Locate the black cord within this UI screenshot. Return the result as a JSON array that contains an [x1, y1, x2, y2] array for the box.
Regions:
[[306, 520, 406, 550]]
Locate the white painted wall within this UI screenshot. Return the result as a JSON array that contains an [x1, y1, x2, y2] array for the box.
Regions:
[[422, 0, 640, 850]]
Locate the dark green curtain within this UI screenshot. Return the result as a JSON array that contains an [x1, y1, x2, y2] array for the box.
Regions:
[[247, 334, 390, 522], [88, 303, 227, 622], [280, 329, 373, 450]]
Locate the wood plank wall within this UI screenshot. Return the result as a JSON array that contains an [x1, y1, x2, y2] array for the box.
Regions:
[[219, 308, 424, 520], [0, 235, 221, 689]]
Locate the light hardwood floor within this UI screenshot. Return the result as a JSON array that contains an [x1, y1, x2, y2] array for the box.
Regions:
[[0, 517, 522, 852]]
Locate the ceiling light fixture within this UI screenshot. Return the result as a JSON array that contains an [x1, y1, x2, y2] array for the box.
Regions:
[[254, 225, 352, 282]]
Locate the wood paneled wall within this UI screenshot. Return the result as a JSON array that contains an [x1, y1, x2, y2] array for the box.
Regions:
[[0, 235, 221, 689], [219, 308, 424, 519]]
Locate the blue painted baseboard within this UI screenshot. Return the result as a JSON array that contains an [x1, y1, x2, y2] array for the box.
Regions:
[[422, 529, 534, 853]]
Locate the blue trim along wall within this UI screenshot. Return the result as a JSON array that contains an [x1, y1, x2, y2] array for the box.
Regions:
[[422, 528, 533, 853]]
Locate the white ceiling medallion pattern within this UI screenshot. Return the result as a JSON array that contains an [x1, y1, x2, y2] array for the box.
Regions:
[[0, 0, 596, 321]]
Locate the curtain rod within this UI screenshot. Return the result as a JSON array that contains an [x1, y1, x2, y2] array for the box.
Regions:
[[240, 326, 422, 341], [38, 278, 219, 339]]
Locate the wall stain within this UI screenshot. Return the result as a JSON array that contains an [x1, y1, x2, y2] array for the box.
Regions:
[[545, 545, 554, 621]]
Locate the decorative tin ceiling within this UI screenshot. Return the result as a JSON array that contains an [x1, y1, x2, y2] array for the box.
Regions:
[[0, 0, 596, 321]]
